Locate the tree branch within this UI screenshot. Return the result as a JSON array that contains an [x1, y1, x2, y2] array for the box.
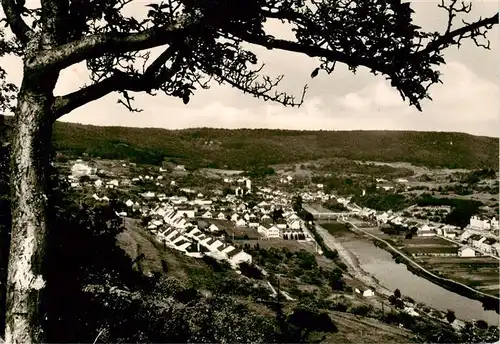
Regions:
[[1, 0, 32, 43], [40, 0, 70, 44], [231, 30, 392, 75], [52, 45, 180, 119], [37, 13, 200, 70], [418, 12, 498, 56]]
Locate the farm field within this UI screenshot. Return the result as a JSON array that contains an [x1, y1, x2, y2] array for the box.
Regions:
[[414, 256, 500, 297], [402, 237, 457, 247]]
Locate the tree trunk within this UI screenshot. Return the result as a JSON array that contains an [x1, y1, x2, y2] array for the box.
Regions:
[[4, 81, 53, 344]]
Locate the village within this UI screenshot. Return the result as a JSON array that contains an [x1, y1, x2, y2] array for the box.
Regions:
[[66, 158, 500, 270]]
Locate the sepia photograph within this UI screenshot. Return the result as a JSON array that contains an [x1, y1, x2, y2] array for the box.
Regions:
[[0, 0, 498, 343]]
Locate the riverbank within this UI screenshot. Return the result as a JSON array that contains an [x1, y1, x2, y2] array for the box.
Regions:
[[339, 218, 500, 315], [314, 224, 391, 296], [315, 219, 499, 324], [371, 239, 500, 314], [313, 223, 473, 325]]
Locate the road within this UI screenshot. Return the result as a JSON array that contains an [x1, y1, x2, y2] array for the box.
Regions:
[[340, 219, 500, 302], [315, 224, 391, 296]]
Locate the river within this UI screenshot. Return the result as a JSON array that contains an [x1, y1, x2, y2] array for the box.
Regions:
[[342, 238, 499, 326]]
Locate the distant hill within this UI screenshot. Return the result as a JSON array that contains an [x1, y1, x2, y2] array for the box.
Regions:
[[1, 116, 498, 170]]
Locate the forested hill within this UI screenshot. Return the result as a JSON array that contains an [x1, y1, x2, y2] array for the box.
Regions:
[[1, 116, 498, 170]]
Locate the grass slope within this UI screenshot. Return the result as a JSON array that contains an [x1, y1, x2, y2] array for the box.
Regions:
[[2, 116, 498, 169]]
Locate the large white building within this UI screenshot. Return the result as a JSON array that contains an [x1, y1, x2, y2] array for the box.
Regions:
[[469, 216, 499, 231]]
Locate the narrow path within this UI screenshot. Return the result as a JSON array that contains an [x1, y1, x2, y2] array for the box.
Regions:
[[341, 220, 500, 302]]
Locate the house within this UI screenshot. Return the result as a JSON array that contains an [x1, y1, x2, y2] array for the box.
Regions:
[[186, 228, 202, 238], [491, 217, 499, 231], [258, 224, 281, 239], [227, 249, 252, 268], [468, 234, 485, 248], [235, 218, 247, 227], [261, 214, 272, 224], [275, 218, 287, 230], [208, 223, 221, 233], [417, 225, 436, 237], [230, 213, 240, 222], [458, 246, 476, 258], [479, 237, 497, 254], [362, 289, 375, 297], [201, 211, 213, 218], [217, 212, 226, 220], [208, 239, 225, 252], [459, 230, 475, 243], [287, 218, 302, 230], [492, 243, 500, 257], [469, 216, 492, 231], [125, 199, 134, 207]]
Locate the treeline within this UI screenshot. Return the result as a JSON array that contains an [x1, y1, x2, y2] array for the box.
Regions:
[[5, 117, 490, 170], [353, 194, 412, 212], [416, 194, 482, 228]]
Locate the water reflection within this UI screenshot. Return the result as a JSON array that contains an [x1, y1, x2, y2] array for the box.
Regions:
[[342, 239, 499, 326]]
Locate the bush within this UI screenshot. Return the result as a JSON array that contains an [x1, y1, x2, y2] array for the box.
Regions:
[[350, 304, 374, 316]]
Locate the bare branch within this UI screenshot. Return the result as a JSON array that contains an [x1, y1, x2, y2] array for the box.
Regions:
[[1, 0, 32, 43], [419, 12, 498, 56]]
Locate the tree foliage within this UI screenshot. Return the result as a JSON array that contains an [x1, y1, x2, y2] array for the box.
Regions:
[[0, 0, 497, 117]]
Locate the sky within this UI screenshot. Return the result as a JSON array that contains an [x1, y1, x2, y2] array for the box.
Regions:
[[0, 0, 499, 137]]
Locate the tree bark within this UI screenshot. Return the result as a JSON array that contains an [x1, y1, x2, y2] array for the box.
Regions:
[[4, 77, 54, 344]]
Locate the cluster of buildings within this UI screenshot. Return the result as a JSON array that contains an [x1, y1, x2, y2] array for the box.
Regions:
[[67, 160, 315, 270], [350, 206, 500, 258]]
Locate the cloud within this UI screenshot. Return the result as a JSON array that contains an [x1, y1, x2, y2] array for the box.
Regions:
[[0, 1, 498, 137], [60, 59, 497, 137]]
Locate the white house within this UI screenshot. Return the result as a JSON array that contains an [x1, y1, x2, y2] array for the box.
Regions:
[[71, 163, 94, 179], [235, 218, 247, 227], [208, 239, 225, 252], [208, 223, 221, 233], [201, 211, 213, 218], [125, 199, 134, 207], [417, 225, 436, 237], [469, 216, 496, 231], [458, 246, 476, 258], [258, 224, 281, 239], [227, 250, 252, 268], [362, 289, 375, 297], [288, 218, 302, 230], [491, 217, 499, 231]]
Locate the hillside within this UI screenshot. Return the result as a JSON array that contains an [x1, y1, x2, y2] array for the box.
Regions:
[[117, 218, 416, 344], [1, 116, 498, 170]]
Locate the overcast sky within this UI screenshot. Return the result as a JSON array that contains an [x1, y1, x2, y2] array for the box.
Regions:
[[1, 0, 498, 137]]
